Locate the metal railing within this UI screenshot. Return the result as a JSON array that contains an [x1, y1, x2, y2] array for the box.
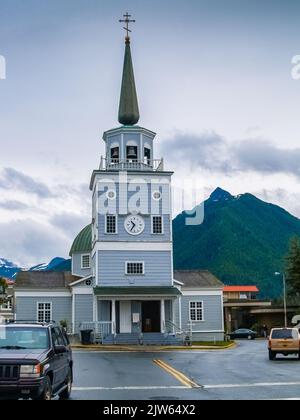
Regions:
[[164, 320, 190, 344], [80, 321, 114, 344], [100, 157, 164, 172]]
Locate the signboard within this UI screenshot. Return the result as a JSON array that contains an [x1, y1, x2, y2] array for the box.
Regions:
[[132, 313, 140, 323]]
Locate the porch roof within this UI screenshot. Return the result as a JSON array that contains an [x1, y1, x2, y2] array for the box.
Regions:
[[93, 286, 181, 296]]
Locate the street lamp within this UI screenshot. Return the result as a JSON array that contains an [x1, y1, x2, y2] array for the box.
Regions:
[[275, 272, 287, 328]]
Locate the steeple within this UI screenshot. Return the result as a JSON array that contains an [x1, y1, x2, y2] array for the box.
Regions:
[[118, 13, 140, 126]]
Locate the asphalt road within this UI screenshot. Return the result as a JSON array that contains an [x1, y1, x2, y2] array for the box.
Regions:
[[72, 340, 300, 400]]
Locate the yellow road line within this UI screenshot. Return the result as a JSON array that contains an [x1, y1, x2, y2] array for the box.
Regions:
[[153, 359, 201, 389]]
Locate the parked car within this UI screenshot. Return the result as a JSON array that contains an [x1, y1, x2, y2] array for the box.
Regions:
[[268, 327, 300, 361], [0, 321, 73, 400], [229, 328, 257, 340]]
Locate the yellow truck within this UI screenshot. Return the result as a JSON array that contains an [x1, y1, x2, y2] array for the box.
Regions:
[[268, 328, 300, 360]]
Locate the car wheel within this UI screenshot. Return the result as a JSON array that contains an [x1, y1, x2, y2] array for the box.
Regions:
[[36, 376, 52, 400], [269, 350, 276, 361], [247, 335, 252, 340], [298, 352, 300, 360], [59, 368, 72, 400]]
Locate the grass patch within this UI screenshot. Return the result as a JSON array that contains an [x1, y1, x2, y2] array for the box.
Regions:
[[191, 341, 234, 347]]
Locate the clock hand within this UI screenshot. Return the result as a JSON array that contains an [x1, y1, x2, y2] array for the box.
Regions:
[[131, 221, 136, 231]]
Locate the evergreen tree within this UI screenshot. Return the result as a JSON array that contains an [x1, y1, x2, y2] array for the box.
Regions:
[[285, 237, 300, 295]]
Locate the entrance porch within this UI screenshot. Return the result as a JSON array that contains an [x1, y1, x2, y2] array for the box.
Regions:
[[88, 286, 182, 345], [97, 299, 173, 335]]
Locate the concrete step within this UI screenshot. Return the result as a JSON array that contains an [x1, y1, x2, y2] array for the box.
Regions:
[[101, 333, 184, 346]]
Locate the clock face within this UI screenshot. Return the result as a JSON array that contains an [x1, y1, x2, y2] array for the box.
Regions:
[[124, 215, 145, 235]]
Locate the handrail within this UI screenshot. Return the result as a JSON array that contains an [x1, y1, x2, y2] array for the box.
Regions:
[[165, 320, 188, 336], [164, 320, 192, 345], [99, 157, 164, 172], [80, 321, 113, 344]]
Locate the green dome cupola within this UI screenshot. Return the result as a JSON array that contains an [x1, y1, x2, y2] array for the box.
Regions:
[[69, 224, 92, 256]]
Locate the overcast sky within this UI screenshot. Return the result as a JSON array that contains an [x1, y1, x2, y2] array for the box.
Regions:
[[0, 0, 300, 266]]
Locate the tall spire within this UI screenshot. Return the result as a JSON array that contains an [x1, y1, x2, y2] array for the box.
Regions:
[[118, 13, 140, 126]]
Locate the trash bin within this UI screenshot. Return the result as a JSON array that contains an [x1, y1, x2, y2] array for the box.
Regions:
[[80, 329, 93, 345]]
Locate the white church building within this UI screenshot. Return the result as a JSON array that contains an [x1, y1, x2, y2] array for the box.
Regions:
[[14, 20, 224, 344]]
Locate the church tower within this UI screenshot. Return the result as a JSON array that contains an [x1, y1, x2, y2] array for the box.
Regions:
[[89, 14, 180, 340]]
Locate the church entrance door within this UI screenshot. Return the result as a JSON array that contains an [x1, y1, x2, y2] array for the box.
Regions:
[[141, 301, 161, 333]]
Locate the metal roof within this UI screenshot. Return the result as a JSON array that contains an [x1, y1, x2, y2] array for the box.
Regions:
[[174, 270, 224, 289], [69, 224, 92, 256], [118, 38, 140, 126], [14, 271, 78, 289], [223, 286, 259, 293]]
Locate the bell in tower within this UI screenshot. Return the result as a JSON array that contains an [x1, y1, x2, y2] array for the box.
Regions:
[[126, 145, 138, 161]]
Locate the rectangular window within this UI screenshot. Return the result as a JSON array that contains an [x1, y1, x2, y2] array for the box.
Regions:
[[106, 215, 117, 234], [189, 302, 203, 322], [152, 216, 163, 234], [81, 254, 90, 269], [126, 262, 144, 275], [37, 303, 52, 323]]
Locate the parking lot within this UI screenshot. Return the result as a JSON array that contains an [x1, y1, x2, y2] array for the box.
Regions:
[[71, 340, 300, 400]]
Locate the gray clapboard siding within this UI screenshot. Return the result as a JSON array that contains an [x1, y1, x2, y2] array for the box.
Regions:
[[72, 253, 92, 278], [74, 294, 93, 333], [131, 301, 142, 333], [98, 214, 171, 241], [165, 300, 172, 323], [191, 332, 224, 342], [180, 295, 223, 332], [97, 250, 172, 286], [96, 180, 171, 219], [15, 297, 72, 325], [98, 300, 111, 321]]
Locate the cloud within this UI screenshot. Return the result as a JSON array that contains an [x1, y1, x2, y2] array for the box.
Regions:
[[161, 131, 231, 172], [162, 132, 300, 179], [50, 212, 90, 238], [0, 219, 70, 267], [233, 140, 300, 177], [0, 166, 91, 265], [255, 188, 300, 220], [0, 168, 54, 198], [0, 200, 29, 210]]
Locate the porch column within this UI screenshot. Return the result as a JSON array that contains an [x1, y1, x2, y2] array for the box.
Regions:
[[172, 300, 175, 334], [111, 299, 116, 335], [93, 296, 98, 322], [161, 299, 165, 333]]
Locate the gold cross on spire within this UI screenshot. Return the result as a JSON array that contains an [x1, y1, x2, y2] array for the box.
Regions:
[[119, 12, 136, 40]]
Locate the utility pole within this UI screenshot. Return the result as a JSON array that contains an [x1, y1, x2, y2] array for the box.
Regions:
[[275, 272, 287, 327]]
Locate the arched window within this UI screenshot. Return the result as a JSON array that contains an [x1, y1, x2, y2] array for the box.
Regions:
[[110, 146, 119, 161], [126, 141, 138, 161], [144, 147, 151, 165]]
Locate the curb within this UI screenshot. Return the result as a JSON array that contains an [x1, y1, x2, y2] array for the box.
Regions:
[[71, 342, 236, 352]]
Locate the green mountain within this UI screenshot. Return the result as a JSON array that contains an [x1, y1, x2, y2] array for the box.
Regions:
[[173, 188, 300, 298]]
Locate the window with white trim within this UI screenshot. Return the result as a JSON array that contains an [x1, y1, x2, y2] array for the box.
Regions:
[[152, 215, 163, 234], [126, 262, 144, 275], [81, 254, 90, 269], [37, 303, 52, 323], [189, 301, 203, 322], [106, 215, 117, 234]]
